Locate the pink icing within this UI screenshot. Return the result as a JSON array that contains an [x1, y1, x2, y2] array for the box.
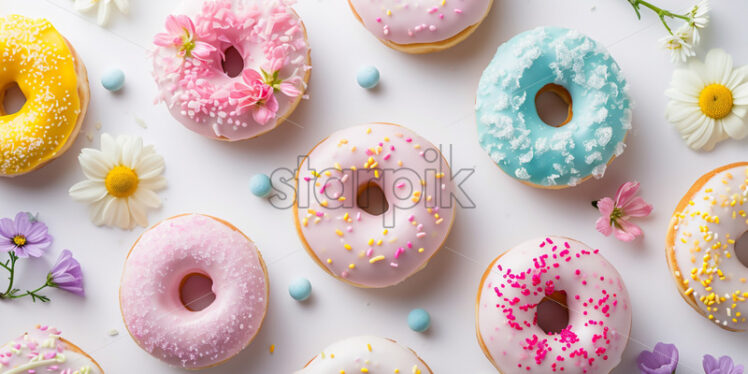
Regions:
[[0, 326, 102, 373], [295, 123, 456, 287], [119, 214, 268, 369], [477, 237, 631, 373], [349, 0, 492, 44], [152, 0, 311, 141]]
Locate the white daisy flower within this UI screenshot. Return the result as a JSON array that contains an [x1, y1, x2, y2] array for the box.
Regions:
[[69, 134, 167, 229], [688, 0, 710, 44], [660, 24, 695, 64], [73, 0, 129, 26], [665, 49, 748, 151]]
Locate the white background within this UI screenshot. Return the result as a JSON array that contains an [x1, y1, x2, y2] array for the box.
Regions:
[[1, 0, 747, 373]]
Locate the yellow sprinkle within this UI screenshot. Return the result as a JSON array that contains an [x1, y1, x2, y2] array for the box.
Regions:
[[368, 238, 375, 246], [367, 343, 372, 352], [361, 368, 369, 373], [366, 128, 372, 134], [349, 263, 356, 269], [369, 255, 385, 263], [336, 229, 344, 237], [344, 244, 352, 250], [418, 248, 424, 253], [321, 200, 329, 207], [383, 229, 389, 235], [269, 345, 275, 353], [327, 258, 332, 264]]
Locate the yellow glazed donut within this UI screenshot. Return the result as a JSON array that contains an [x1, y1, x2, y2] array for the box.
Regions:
[[0, 15, 89, 177]]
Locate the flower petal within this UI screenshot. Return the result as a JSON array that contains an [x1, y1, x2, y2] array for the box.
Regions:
[[622, 197, 653, 218], [721, 112, 748, 140], [97, 0, 112, 26], [113, 0, 129, 14], [79, 149, 113, 180], [132, 187, 162, 209], [704, 49, 732, 84], [127, 197, 149, 228], [615, 181, 640, 206], [614, 219, 643, 242], [69, 180, 108, 203], [596, 216, 613, 236], [596, 197, 615, 217], [0, 218, 15, 238]]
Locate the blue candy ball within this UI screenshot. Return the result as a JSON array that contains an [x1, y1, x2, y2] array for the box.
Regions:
[[249, 174, 272, 198], [407, 308, 431, 332], [288, 277, 312, 301], [101, 68, 125, 92], [357, 66, 380, 89]]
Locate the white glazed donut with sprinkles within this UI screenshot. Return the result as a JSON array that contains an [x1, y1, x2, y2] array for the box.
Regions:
[[294, 123, 456, 288], [296, 336, 432, 374], [476, 236, 632, 373], [667, 162, 748, 331]]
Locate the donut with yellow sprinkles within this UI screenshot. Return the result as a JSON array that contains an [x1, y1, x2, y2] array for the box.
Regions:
[[666, 162, 748, 331], [0, 15, 89, 177]]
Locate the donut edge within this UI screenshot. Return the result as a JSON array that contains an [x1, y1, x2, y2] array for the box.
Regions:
[[300, 337, 434, 373], [292, 122, 456, 288], [118, 213, 271, 370], [665, 161, 748, 333], [60, 337, 106, 373], [347, 0, 494, 54]]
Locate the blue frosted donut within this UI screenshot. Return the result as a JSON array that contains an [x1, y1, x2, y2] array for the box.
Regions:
[[476, 27, 632, 188]]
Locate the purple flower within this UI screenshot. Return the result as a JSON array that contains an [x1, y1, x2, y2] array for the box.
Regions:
[[47, 250, 84, 296], [0, 212, 52, 258], [638, 343, 679, 374], [704, 355, 744, 374]]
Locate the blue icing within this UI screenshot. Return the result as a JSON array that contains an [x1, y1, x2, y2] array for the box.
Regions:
[[475, 27, 632, 187]]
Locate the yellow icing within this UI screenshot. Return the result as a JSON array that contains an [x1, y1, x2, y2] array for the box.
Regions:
[[0, 15, 82, 176]]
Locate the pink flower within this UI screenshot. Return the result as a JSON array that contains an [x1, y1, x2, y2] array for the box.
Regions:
[[229, 69, 279, 125], [153, 14, 215, 61], [594, 181, 653, 242]]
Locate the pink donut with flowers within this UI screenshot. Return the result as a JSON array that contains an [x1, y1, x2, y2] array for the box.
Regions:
[[152, 0, 311, 141]]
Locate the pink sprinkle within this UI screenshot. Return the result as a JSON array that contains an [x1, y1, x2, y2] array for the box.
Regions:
[[390, 145, 395, 150], [316, 212, 324, 217], [384, 153, 391, 160], [376, 17, 382, 22], [439, 14, 444, 19], [428, 7, 438, 13], [396, 182, 406, 189], [303, 177, 311, 182], [390, 262, 399, 268], [416, 232, 426, 238], [346, 226, 353, 232], [341, 174, 349, 183], [356, 212, 361, 221], [366, 248, 373, 257], [407, 241, 413, 249], [408, 215, 415, 222], [454, 8, 463, 13], [395, 248, 404, 258], [429, 25, 437, 31], [366, 149, 374, 156], [417, 224, 423, 231], [405, 138, 412, 143], [319, 184, 327, 194]]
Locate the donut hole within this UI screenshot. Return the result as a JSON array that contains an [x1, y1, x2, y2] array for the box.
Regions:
[[535, 84, 573, 128], [735, 232, 748, 268], [1, 83, 26, 116], [536, 290, 570, 335], [179, 273, 216, 312], [221, 46, 245, 78], [357, 181, 388, 216]]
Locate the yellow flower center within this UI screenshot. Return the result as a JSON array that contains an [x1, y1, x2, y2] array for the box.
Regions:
[[699, 84, 734, 119], [12, 235, 26, 247], [105, 166, 139, 198]]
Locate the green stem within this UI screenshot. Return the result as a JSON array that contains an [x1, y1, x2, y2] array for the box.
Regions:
[[6, 282, 51, 303], [0, 252, 18, 298], [628, 0, 692, 35]]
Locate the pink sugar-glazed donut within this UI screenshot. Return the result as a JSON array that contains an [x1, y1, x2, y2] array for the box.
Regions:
[[476, 237, 632, 373], [119, 214, 269, 369], [294, 123, 456, 288], [348, 0, 493, 54], [152, 0, 311, 141]]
